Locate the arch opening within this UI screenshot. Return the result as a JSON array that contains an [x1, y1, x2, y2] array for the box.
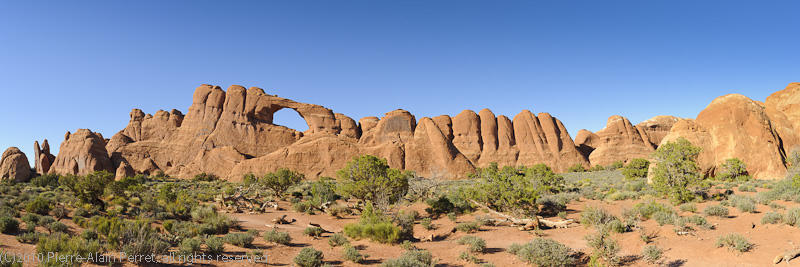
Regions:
[[272, 108, 309, 132]]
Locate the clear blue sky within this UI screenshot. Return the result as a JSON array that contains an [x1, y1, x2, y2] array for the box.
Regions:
[[1, 1, 798, 161]]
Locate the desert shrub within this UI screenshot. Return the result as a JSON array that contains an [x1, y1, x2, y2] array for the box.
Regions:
[[265, 229, 292, 245], [179, 238, 202, 256], [343, 245, 367, 263], [738, 185, 757, 192], [458, 235, 486, 253], [704, 204, 730, 217], [394, 210, 416, 239], [642, 245, 663, 264], [343, 203, 402, 243], [650, 138, 703, 204], [30, 173, 61, 188], [606, 219, 629, 233], [380, 249, 436, 267], [49, 221, 68, 233], [730, 195, 757, 213], [459, 251, 481, 263], [769, 202, 786, 210], [337, 155, 412, 206], [786, 207, 800, 226], [580, 206, 616, 227], [26, 196, 52, 215], [327, 204, 350, 218], [514, 238, 576, 267], [716, 233, 752, 253], [474, 214, 492, 226], [0, 216, 19, 233], [717, 158, 750, 181], [117, 219, 170, 261], [309, 178, 337, 209], [653, 211, 680, 226], [224, 233, 254, 247], [203, 213, 236, 234], [206, 236, 225, 254], [679, 203, 697, 213], [685, 215, 712, 229], [447, 212, 457, 222], [421, 217, 434, 230], [303, 226, 325, 238], [81, 229, 98, 240], [16, 232, 45, 244], [622, 158, 650, 181], [328, 233, 348, 247], [608, 161, 624, 171], [455, 221, 481, 233], [567, 163, 585, 173], [538, 195, 569, 216], [192, 172, 218, 182], [424, 197, 456, 217], [761, 211, 783, 225], [590, 165, 605, 172], [584, 227, 620, 266], [626, 201, 674, 220], [294, 247, 324, 267], [36, 234, 103, 267], [52, 206, 68, 220]]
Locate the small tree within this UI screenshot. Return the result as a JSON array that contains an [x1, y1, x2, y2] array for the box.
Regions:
[[717, 158, 749, 181], [608, 161, 624, 171], [60, 171, 115, 209], [621, 158, 650, 181], [469, 163, 564, 218], [261, 168, 304, 197], [650, 138, 702, 204], [336, 155, 412, 207]]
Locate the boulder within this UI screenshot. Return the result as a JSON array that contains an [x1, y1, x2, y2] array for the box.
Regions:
[[0, 147, 31, 182]]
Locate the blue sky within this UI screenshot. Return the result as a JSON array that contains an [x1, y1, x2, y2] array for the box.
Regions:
[[1, 1, 798, 161]]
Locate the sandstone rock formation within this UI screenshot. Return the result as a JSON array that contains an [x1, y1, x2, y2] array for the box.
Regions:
[[40, 82, 800, 180], [660, 93, 793, 179], [49, 129, 114, 176], [576, 115, 678, 167], [0, 147, 30, 182], [34, 140, 56, 174]]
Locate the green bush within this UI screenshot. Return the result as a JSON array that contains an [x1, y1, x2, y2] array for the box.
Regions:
[[703, 204, 729, 217], [679, 203, 697, 213], [192, 172, 218, 182], [716, 233, 752, 253], [650, 138, 703, 204], [343, 203, 402, 243], [16, 232, 45, 244], [730, 195, 757, 213], [584, 227, 620, 266], [687, 215, 713, 229], [36, 234, 103, 267], [26, 196, 52, 215], [653, 211, 677, 226], [622, 158, 650, 181], [60, 171, 115, 208], [608, 161, 624, 170], [642, 245, 663, 264], [224, 233, 254, 247], [206, 236, 225, 254], [179, 238, 202, 256], [421, 217, 434, 230], [294, 247, 324, 267], [343, 245, 367, 263], [459, 251, 481, 263], [567, 163, 585, 173], [49, 221, 68, 233], [785, 207, 800, 226], [380, 249, 436, 267], [0, 216, 19, 233], [327, 233, 349, 247], [30, 173, 61, 188], [303, 226, 325, 238], [590, 165, 605, 172], [514, 238, 576, 267], [455, 222, 480, 233], [761, 211, 783, 225], [118, 219, 170, 262], [717, 158, 750, 181], [458, 235, 486, 253], [264, 229, 292, 245], [580, 206, 616, 227], [337, 155, 412, 206]]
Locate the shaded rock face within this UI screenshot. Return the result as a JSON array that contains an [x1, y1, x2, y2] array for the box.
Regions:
[[49, 129, 114, 176], [0, 147, 31, 182]]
